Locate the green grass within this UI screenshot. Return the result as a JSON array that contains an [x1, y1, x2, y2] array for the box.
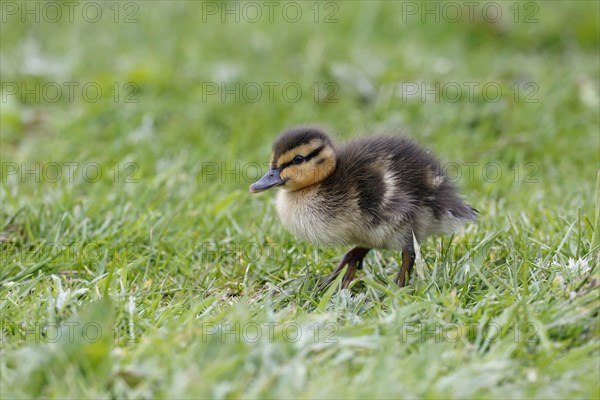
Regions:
[[1, 1, 599, 398]]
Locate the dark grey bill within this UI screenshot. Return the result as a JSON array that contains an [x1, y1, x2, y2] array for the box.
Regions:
[[249, 169, 285, 193]]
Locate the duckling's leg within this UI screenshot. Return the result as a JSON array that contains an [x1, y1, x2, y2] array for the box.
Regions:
[[395, 242, 416, 287], [319, 247, 370, 289]]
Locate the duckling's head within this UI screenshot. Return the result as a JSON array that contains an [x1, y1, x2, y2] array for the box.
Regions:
[[250, 126, 336, 193]]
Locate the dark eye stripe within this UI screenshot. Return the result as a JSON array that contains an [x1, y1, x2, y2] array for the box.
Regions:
[[279, 145, 325, 171], [305, 145, 325, 162]]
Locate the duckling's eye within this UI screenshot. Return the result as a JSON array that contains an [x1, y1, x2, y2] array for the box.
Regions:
[[292, 155, 305, 164]]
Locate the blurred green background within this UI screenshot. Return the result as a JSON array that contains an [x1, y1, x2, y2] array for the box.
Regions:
[[1, 1, 599, 398]]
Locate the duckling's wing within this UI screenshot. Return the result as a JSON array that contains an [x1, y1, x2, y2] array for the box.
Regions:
[[335, 135, 477, 223]]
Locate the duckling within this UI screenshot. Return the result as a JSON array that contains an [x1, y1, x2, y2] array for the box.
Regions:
[[249, 126, 477, 289]]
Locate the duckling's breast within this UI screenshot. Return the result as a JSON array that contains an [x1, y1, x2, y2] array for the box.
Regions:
[[276, 187, 359, 247], [275, 186, 411, 250]]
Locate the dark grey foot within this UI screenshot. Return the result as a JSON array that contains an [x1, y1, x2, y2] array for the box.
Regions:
[[319, 247, 370, 290]]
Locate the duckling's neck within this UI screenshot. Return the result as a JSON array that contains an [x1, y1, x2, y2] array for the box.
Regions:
[[318, 148, 337, 181], [276, 184, 329, 244]]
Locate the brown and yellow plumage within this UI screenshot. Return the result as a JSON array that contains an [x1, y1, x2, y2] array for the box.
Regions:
[[250, 126, 477, 289]]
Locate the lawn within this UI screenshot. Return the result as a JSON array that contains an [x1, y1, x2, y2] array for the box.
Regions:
[[1, 1, 599, 398]]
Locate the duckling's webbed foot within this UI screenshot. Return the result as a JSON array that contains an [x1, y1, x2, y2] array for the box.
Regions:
[[395, 243, 416, 287], [319, 247, 370, 290]]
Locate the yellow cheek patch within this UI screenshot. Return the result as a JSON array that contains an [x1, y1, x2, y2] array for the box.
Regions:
[[279, 148, 336, 191], [281, 164, 321, 190], [280, 165, 301, 181]]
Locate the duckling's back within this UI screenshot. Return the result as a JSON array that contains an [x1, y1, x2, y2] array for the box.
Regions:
[[322, 135, 476, 246]]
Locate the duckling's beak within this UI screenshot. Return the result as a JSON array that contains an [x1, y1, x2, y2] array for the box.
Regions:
[[249, 168, 285, 193]]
